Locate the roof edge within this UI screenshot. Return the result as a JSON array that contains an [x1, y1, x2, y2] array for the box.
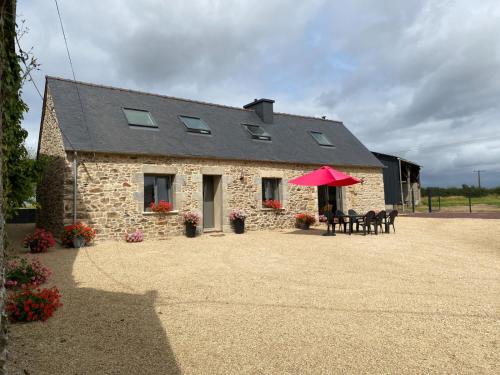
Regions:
[[46, 75, 344, 123], [64, 148, 385, 170]]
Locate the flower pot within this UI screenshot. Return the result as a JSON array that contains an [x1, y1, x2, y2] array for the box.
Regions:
[[185, 223, 197, 238], [298, 222, 310, 230], [233, 218, 245, 234], [29, 242, 40, 253], [72, 236, 86, 248]]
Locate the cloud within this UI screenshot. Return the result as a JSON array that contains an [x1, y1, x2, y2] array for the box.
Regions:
[[16, 0, 500, 187]]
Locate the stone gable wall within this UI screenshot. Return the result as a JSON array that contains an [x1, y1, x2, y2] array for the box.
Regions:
[[36, 90, 70, 236], [58, 152, 385, 240]]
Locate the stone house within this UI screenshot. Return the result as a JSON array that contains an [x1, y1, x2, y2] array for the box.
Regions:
[[37, 77, 385, 240]]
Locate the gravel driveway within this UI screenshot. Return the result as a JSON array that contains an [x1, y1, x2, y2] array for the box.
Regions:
[[6, 217, 500, 374]]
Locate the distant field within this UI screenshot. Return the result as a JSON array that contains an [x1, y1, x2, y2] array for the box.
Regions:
[[417, 194, 500, 212]]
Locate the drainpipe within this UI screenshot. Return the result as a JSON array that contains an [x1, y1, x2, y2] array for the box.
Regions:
[[398, 158, 404, 212], [73, 151, 77, 223]]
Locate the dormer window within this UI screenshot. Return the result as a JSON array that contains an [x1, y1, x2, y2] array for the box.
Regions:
[[243, 124, 271, 141], [123, 108, 157, 128], [310, 131, 334, 147], [179, 115, 211, 134]]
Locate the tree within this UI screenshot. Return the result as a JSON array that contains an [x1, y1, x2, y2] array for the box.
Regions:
[[1, 0, 46, 219]]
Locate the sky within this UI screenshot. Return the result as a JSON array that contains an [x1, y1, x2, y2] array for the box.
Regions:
[[16, 0, 500, 187]]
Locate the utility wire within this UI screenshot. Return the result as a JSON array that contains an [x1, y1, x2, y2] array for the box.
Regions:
[[16, 34, 78, 152], [53, 0, 93, 150]]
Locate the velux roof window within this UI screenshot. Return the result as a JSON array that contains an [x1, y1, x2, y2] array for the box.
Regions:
[[310, 131, 334, 147], [179, 115, 211, 134], [123, 108, 157, 128], [244, 124, 271, 141]]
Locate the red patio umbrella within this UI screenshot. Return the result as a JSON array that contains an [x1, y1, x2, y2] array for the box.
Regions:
[[289, 166, 362, 236], [288, 166, 362, 187]]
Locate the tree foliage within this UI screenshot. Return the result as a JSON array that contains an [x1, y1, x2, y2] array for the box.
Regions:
[[422, 186, 500, 198], [1, 3, 46, 218]]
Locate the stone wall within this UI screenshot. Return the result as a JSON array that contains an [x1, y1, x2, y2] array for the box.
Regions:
[[36, 90, 70, 235], [36, 91, 385, 241], [54, 152, 385, 240]]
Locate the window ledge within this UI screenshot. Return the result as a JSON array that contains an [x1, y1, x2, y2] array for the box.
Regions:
[[142, 210, 179, 215], [260, 207, 286, 212]]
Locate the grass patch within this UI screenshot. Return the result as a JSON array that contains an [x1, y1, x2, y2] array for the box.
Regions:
[[420, 195, 500, 208]]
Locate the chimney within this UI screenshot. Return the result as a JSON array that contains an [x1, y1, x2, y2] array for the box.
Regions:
[[243, 98, 275, 124]]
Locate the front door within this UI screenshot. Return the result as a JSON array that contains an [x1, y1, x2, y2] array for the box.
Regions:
[[203, 175, 215, 229], [318, 185, 337, 215]]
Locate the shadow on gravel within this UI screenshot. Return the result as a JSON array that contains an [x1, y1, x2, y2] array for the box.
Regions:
[[6, 224, 181, 375]]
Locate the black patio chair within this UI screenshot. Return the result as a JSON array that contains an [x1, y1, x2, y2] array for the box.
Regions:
[[356, 210, 376, 235], [374, 210, 387, 234], [386, 210, 398, 233], [348, 209, 364, 231], [334, 210, 348, 233]]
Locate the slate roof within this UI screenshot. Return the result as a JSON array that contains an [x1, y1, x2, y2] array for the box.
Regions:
[[44, 76, 383, 168]]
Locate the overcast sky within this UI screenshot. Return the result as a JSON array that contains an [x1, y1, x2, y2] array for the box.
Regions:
[[17, 0, 500, 187]]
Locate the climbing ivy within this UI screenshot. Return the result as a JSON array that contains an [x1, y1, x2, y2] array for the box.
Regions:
[[1, 3, 46, 219]]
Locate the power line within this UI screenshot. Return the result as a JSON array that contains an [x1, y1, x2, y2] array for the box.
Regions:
[[16, 33, 78, 152], [53, 0, 93, 150], [473, 170, 485, 189]]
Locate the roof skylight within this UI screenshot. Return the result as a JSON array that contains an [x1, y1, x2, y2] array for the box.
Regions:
[[123, 108, 157, 128], [243, 124, 271, 141], [179, 115, 211, 134], [310, 131, 334, 147]]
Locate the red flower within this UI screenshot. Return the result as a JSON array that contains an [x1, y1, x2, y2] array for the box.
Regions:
[[7, 287, 62, 323], [263, 199, 282, 210], [22, 228, 56, 253], [61, 222, 96, 247], [150, 200, 173, 213]]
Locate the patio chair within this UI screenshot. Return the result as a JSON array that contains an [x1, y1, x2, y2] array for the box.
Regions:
[[386, 210, 398, 233], [334, 210, 348, 233], [356, 210, 376, 235], [374, 210, 387, 234]]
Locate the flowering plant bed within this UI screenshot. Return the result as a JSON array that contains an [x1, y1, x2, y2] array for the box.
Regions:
[[7, 287, 63, 323], [125, 230, 144, 242], [229, 209, 247, 221], [62, 222, 96, 247], [150, 200, 173, 213], [183, 211, 201, 226], [22, 228, 56, 253], [263, 199, 282, 210], [6, 257, 52, 288]]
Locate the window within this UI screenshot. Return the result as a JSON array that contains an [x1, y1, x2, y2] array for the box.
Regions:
[[123, 108, 157, 128], [179, 115, 211, 134], [262, 178, 281, 204], [310, 131, 334, 147], [243, 124, 271, 141], [144, 175, 174, 211]]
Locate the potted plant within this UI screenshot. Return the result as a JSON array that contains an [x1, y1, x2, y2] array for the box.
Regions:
[[61, 222, 96, 248], [125, 229, 144, 242], [149, 200, 173, 213], [295, 213, 316, 230], [182, 211, 201, 238], [229, 209, 247, 234], [22, 228, 56, 253], [263, 199, 282, 210]]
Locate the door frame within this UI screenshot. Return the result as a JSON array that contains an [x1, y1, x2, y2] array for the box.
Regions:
[[202, 174, 223, 231]]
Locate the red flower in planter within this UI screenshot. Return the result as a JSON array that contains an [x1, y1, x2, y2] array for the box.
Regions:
[[7, 287, 63, 322], [263, 199, 282, 209], [150, 200, 173, 213], [22, 228, 56, 253], [61, 222, 96, 247]]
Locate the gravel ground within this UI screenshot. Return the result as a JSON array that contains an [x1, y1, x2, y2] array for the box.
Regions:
[[6, 217, 500, 374]]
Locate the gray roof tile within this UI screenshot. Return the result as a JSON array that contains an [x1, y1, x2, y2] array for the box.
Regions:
[[46, 76, 383, 168]]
